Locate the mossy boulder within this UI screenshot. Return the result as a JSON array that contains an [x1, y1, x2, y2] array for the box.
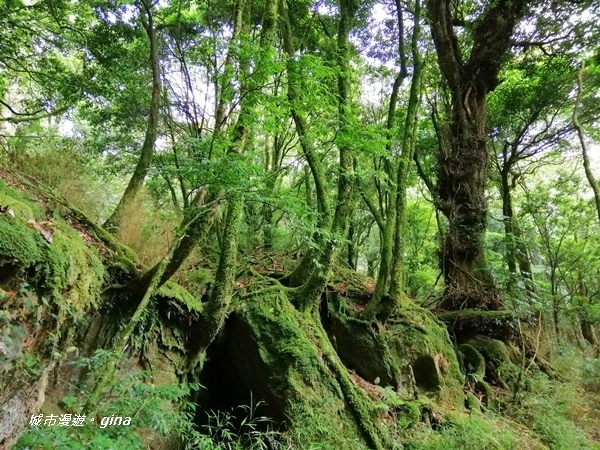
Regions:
[[0, 178, 202, 447], [465, 335, 520, 389], [0, 182, 104, 312], [0, 182, 106, 447], [325, 295, 464, 407], [438, 309, 518, 342], [194, 286, 389, 449], [458, 344, 486, 378]]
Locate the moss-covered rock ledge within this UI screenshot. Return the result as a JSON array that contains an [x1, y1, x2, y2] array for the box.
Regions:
[[0, 176, 201, 447]]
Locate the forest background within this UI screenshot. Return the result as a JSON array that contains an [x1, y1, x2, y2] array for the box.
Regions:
[[1, 0, 600, 448]]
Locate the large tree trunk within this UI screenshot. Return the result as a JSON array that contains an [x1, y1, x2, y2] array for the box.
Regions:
[[187, 0, 281, 362], [279, 2, 332, 287], [373, 0, 408, 302], [426, 0, 527, 310], [369, 0, 423, 316], [104, 0, 160, 231]]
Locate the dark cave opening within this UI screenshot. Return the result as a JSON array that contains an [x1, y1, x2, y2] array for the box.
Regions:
[[412, 355, 441, 392], [194, 314, 287, 436]]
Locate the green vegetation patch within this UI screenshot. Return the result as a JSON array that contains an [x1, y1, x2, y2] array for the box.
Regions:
[[0, 182, 104, 313], [404, 411, 547, 450], [157, 281, 203, 314]]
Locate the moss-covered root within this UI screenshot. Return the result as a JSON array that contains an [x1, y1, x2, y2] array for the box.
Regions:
[[84, 253, 170, 412], [239, 286, 388, 449], [313, 323, 388, 449], [185, 197, 243, 369], [438, 309, 518, 342], [458, 344, 494, 407]]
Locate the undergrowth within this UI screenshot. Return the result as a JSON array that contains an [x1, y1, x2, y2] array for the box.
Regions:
[[402, 341, 600, 450], [14, 350, 290, 450], [403, 412, 544, 450], [504, 343, 600, 449], [14, 350, 199, 449]]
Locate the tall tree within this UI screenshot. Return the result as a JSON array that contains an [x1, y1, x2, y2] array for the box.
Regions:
[[104, 0, 162, 230], [426, 0, 528, 310], [295, 0, 360, 310], [573, 62, 600, 227]]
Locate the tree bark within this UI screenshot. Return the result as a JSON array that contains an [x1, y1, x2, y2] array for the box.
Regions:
[[389, 0, 423, 302], [104, 0, 161, 231], [373, 0, 409, 302], [573, 63, 600, 227], [426, 0, 527, 310]]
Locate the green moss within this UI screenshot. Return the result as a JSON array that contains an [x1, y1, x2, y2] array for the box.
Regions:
[[458, 344, 485, 378], [157, 281, 203, 314], [398, 401, 421, 428], [375, 387, 421, 428], [465, 392, 482, 412], [89, 224, 138, 271], [0, 180, 45, 220], [329, 297, 464, 407], [0, 183, 104, 314], [237, 286, 384, 449], [404, 411, 548, 450], [242, 288, 320, 379], [466, 336, 513, 366], [185, 268, 212, 286], [41, 221, 104, 311], [466, 336, 520, 387], [0, 215, 43, 266]]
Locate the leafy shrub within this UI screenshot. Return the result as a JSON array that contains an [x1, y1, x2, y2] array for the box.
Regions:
[[14, 350, 199, 449]]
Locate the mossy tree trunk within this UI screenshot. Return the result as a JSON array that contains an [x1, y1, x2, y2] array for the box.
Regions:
[[365, 0, 422, 315], [157, 190, 221, 285], [185, 0, 280, 362], [154, 0, 249, 281], [426, 0, 528, 310], [279, 2, 332, 286], [389, 0, 423, 302], [187, 195, 244, 363], [371, 0, 408, 302], [104, 0, 160, 231], [295, 0, 359, 310]]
